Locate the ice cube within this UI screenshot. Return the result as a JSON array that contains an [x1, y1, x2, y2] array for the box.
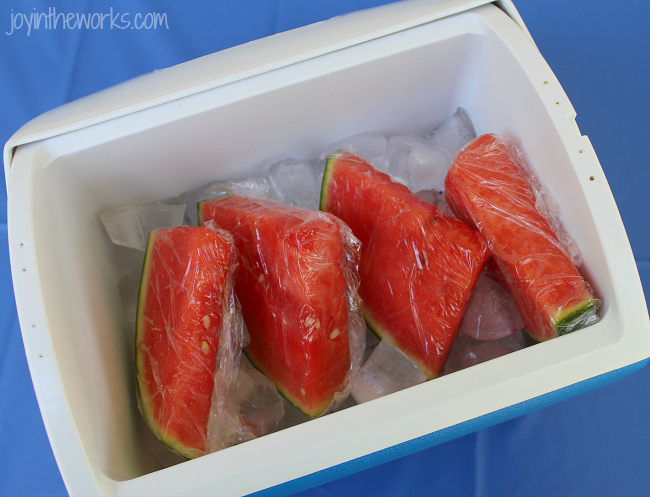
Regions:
[[179, 179, 272, 226], [427, 107, 477, 157], [267, 158, 320, 210], [383, 135, 451, 191], [363, 327, 381, 363], [320, 133, 388, 170], [415, 189, 455, 216], [227, 364, 285, 438], [444, 331, 526, 375], [351, 339, 427, 404], [100, 201, 186, 251], [460, 273, 525, 341], [208, 363, 285, 451]]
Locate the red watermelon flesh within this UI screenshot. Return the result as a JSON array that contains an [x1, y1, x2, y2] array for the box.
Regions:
[[321, 152, 489, 379], [199, 195, 357, 418], [445, 134, 597, 341], [136, 226, 234, 459]]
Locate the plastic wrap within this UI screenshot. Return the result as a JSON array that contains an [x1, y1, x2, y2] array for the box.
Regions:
[[198, 194, 365, 418], [321, 151, 489, 379], [445, 134, 600, 342], [134, 224, 283, 460]]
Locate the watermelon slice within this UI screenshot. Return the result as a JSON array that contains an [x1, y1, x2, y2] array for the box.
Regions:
[[321, 152, 489, 379], [199, 195, 361, 418], [445, 134, 598, 341], [136, 226, 234, 459]]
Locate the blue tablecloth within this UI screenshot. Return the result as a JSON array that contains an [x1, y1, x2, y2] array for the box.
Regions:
[[1, 1, 648, 496]]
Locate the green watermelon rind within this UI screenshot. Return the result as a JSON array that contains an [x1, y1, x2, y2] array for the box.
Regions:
[[135, 230, 199, 460], [555, 298, 598, 336], [319, 151, 345, 212], [523, 297, 598, 342], [197, 194, 232, 227]]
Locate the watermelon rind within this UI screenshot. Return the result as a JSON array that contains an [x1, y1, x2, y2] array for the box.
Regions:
[[511, 297, 597, 344], [555, 298, 598, 336], [319, 151, 344, 211], [197, 194, 232, 227]]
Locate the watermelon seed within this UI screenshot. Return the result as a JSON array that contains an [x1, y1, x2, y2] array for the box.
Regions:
[[300, 388, 306, 396], [305, 317, 315, 328], [202, 341, 210, 354], [579, 150, 584, 154], [589, 176, 594, 181], [258, 274, 265, 283], [315, 319, 321, 329], [543, 80, 549, 85], [330, 329, 340, 340], [203, 315, 211, 329]]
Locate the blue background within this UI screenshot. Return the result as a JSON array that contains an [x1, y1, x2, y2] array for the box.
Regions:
[[1, 1, 649, 496]]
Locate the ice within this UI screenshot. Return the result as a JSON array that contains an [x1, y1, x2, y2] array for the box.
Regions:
[[208, 363, 285, 451], [351, 339, 427, 404], [383, 135, 451, 191], [179, 178, 272, 226], [320, 133, 388, 170], [227, 363, 285, 438], [460, 273, 525, 341], [363, 327, 381, 363], [444, 331, 526, 375], [427, 107, 477, 157], [415, 189, 455, 216], [267, 158, 320, 210], [100, 201, 186, 251]]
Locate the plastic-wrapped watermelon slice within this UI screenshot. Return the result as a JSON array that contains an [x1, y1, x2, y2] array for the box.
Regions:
[[135, 225, 239, 459], [445, 134, 599, 341], [321, 151, 489, 379], [199, 195, 364, 418]]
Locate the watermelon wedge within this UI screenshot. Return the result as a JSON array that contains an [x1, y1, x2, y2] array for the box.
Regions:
[[321, 152, 489, 379], [136, 226, 234, 459], [445, 134, 598, 341], [199, 195, 362, 418]]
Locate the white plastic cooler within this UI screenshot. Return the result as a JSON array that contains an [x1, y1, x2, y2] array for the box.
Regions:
[[4, 1, 650, 496]]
